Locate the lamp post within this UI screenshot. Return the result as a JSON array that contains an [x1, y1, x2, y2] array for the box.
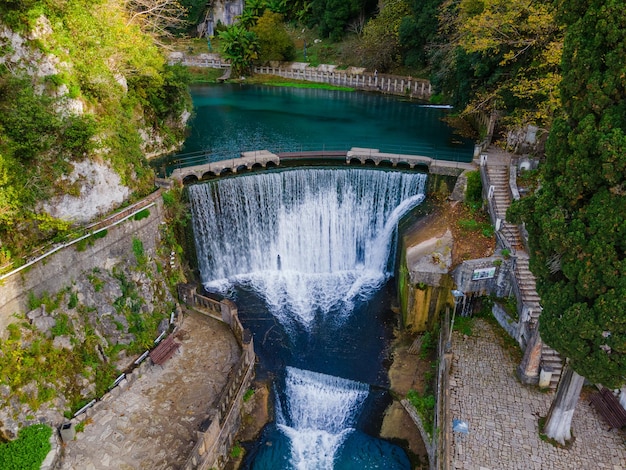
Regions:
[[448, 289, 465, 347]]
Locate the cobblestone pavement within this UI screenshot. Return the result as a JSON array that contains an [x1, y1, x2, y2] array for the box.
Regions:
[[449, 319, 626, 470], [61, 311, 241, 470]]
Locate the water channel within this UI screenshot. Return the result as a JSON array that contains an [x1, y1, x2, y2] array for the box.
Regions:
[[185, 85, 473, 469]]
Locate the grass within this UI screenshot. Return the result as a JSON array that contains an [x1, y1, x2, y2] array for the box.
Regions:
[[239, 73, 355, 91], [453, 316, 474, 336]]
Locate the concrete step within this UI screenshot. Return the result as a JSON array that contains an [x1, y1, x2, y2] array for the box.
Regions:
[[541, 344, 564, 389]]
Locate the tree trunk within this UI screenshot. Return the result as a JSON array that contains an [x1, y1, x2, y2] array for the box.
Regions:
[[542, 362, 584, 445], [517, 321, 542, 384]]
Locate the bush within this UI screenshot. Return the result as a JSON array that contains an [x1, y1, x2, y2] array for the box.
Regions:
[[406, 390, 435, 436], [465, 170, 483, 207], [0, 424, 52, 470], [133, 209, 150, 221]]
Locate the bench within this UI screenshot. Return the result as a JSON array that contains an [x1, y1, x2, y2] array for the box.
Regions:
[[589, 387, 626, 429], [149, 335, 180, 366]]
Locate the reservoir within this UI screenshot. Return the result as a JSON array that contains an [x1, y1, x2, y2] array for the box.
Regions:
[[165, 84, 473, 173]]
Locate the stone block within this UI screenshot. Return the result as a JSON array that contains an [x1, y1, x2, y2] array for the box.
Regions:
[[60, 422, 76, 442]]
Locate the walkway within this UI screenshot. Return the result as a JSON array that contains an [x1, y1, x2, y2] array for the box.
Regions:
[[61, 311, 241, 470], [483, 146, 562, 387], [449, 319, 626, 470]]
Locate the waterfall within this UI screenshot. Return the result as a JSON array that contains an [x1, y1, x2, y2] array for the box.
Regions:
[[276, 367, 369, 469], [189, 167, 421, 469], [189, 168, 427, 329]]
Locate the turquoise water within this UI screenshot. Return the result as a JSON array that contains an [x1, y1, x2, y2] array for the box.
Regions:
[[169, 84, 473, 170]]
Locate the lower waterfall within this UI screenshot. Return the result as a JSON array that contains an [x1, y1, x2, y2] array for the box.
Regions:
[[188, 168, 427, 469]]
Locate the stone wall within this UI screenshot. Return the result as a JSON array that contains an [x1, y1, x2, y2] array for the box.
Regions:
[[0, 190, 163, 337]]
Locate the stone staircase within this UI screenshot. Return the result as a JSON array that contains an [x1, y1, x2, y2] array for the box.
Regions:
[[485, 165, 525, 251], [485, 161, 563, 388]]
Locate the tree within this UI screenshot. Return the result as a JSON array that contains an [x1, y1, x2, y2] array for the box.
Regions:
[[510, 0, 626, 445], [310, 0, 376, 41], [432, 0, 563, 128], [124, 0, 188, 45], [357, 0, 411, 72], [219, 24, 259, 76], [252, 11, 295, 64], [398, 0, 443, 69]]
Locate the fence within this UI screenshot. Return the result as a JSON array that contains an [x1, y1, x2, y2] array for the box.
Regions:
[[254, 65, 432, 99]]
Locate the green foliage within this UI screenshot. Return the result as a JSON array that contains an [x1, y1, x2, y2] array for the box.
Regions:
[[87, 271, 104, 292], [0, 424, 52, 470], [162, 191, 176, 207], [219, 23, 260, 77], [432, 0, 563, 127], [406, 389, 435, 436], [93, 229, 107, 240], [67, 291, 79, 309], [27, 291, 61, 313], [310, 0, 376, 41], [399, 0, 442, 69], [252, 11, 295, 64], [453, 316, 473, 336], [76, 229, 108, 251], [132, 237, 147, 268], [133, 208, 150, 221], [50, 313, 73, 337], [230, 443, 244, 459], [464, 170, 482, 207], [0, 0, 191, 260], [358, 0, 411, 72], [520, 0, 626, 388], [419, 331, 436, 360], [243, 388, 255, 402]]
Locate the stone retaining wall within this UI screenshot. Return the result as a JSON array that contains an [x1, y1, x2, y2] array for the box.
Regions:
[[0, 190, 164, 337]]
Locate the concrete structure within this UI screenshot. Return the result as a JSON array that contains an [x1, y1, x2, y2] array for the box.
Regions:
[[178, 285, 256, 470], [169, 147, 475, 184], [169, 150, 280, 183], [479, 148, 563, 388], [253, 65, 432, 100]]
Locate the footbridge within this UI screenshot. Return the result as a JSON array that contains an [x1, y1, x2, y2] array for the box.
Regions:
[[168, 148, 475, 184]]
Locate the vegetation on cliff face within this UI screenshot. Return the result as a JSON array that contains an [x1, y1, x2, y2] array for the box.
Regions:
[[0, 190, 188, 441], [0, 0, 191, 265]]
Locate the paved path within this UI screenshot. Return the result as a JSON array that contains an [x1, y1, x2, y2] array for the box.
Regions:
[[449, 319, 626, 470], [61, 311, 241, 470]]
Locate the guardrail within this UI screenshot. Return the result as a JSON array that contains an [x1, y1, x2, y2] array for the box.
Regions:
[[0, 189, 162, 282]]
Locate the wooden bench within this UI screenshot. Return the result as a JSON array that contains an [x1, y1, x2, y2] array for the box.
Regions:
[[589, 388, 626, 429], [149, 335, 180, 366]]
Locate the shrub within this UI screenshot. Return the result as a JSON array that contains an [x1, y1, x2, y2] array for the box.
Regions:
[[406, 390, 436, 436], [465, 170, 483, 207], [133, 209, 150, 221], [0, 424, 52, 470]]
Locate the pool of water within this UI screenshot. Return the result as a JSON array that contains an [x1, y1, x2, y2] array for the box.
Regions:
[[159, 84, 473, 173]]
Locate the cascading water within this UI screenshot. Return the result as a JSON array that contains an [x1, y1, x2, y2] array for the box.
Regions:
[[188, 168, 427, 469]]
